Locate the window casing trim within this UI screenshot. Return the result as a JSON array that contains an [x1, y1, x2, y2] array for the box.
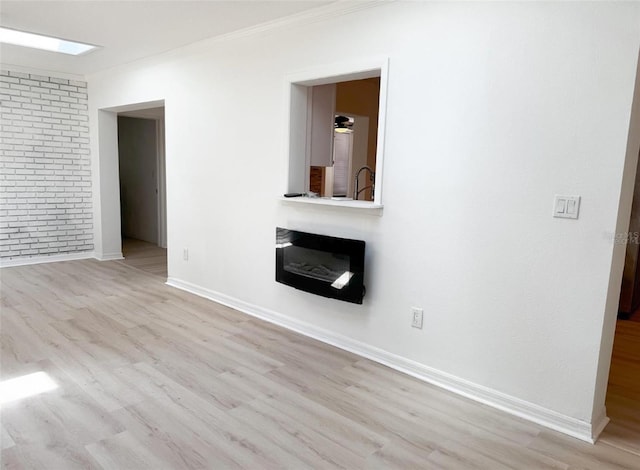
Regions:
[[284, 57, 389, 208]]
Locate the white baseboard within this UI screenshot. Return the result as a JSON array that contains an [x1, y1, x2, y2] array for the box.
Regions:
[[0, 251, 95, 268], [591, 407, 610, 442], [166, 277, 601, 444], [0, 250, 124, 267], [94, 252, 124, 261]]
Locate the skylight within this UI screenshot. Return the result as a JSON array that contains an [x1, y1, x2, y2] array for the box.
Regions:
[[0, 27, 98, 55]]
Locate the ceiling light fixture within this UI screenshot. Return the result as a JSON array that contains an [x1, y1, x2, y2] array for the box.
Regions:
[[0, 27, 98, 56], [335, 115, 354, 134]]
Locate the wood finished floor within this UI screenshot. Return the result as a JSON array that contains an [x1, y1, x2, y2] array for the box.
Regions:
[[119, 238, 167, 278], [600, 319, 640, 456], [1, 258, 639, 469]]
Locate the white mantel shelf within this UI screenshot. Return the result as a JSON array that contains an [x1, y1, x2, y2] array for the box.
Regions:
[[279, 196, 383, 215]]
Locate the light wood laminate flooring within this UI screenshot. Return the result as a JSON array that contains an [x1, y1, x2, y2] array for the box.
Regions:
[[1, 258, 639, 469], [118, 238, 167, 278]]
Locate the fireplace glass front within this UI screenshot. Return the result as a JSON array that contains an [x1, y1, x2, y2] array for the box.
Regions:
[[276, 228, 365, 304]]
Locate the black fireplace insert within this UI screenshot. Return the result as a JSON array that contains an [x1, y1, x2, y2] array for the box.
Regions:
[[275, 227, 365, 304]]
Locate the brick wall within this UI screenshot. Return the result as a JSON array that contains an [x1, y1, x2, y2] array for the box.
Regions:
[[0, 70, 93, 260]]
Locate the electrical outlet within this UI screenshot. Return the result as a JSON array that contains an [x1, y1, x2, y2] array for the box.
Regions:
[[183, 248, 189, 261], [411, 307, 423, 329]]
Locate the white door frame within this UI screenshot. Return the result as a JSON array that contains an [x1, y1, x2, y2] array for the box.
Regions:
[[597, 52, 640, 439], [92, 100, 166, 259], [156, 117, 167, 248]]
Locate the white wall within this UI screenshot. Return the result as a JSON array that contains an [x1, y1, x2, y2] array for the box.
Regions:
[[87, 2, 640, 438]]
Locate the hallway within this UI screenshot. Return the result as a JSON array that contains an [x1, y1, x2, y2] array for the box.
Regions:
[[118, 238, 167, 278]]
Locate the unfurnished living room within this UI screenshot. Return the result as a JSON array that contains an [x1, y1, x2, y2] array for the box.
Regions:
[[1, 1, 640, 469]]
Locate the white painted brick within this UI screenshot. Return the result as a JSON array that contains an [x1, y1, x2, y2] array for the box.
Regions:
[[57, 235, 77, 241], [1, 87, 21, 96], [20, 90, 41, 99], [22, 103, 43, 112], [6, 95, 30, 104], [3, 251, 22, 257], [50, 77, 69, 85], [19, 79, 40, 87], [39, 94, 60, 103], [22, 103, 42, 111], [29, 86, 49, 95], [9, 83, 30, 92], [1, 71, 93, 260], [2, 101, 22, 109], [50, 89, 70, 97]]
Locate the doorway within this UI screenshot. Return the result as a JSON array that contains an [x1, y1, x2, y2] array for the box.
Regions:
[[599, 54, 640, 450], [599, 147, 640, 453], [116, 107, 167, 278]]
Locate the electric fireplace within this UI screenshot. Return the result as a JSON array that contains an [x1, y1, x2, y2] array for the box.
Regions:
[[276, 227, 366, 304]]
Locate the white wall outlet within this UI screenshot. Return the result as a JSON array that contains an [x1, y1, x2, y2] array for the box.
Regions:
[[553, 195, 581, 219], [411, 307, 423, 329], [183, 248, 189, 261]]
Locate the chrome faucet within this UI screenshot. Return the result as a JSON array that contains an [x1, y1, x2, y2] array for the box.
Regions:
[[353, 166, 375, 201]]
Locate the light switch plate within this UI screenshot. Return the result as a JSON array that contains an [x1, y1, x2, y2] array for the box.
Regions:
[[553, 195, 580, 219]]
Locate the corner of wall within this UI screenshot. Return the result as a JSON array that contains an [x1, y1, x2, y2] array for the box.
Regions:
[[592, 48, 640, 429]]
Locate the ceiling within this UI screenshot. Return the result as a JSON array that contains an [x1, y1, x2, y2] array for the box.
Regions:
[[0, 1, 333, 76]]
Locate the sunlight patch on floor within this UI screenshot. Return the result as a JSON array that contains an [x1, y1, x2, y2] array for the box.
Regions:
[[0, 372, 58, 405]]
